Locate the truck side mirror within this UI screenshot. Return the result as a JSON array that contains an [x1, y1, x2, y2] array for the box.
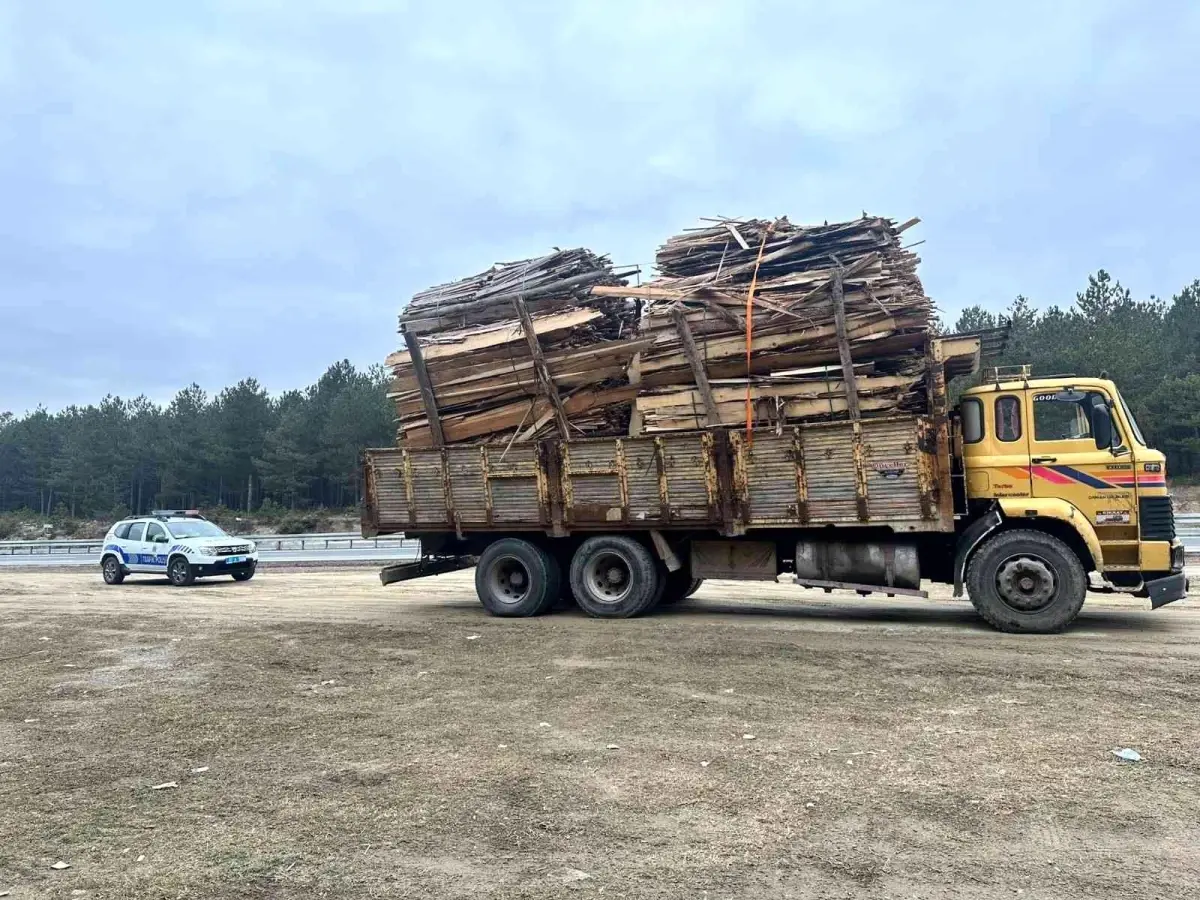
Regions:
[[1092, 403, 1113, 451]]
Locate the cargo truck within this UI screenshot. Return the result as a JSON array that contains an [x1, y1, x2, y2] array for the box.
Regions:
[[361, 335, 1189, 633]]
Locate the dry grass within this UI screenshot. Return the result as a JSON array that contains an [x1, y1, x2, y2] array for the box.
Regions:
[[1, 570, 1199, 898]]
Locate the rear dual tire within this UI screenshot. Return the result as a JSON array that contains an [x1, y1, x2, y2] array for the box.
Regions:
[[658, 569, 703, 607], [475, 538, 561, 617], [569, 536, 660, 618]]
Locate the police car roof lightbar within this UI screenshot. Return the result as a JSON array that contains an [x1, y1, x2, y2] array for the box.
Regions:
[[149, 509, 206, 520]]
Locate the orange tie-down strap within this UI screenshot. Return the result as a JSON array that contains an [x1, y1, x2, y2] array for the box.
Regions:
[[744, 221, 777, 443]]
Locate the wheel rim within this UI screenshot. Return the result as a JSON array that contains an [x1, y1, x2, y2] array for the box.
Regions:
[[104, 559, 118, 580], [995, 554, 1057, 612], [584, 550, 634, 605], [487, 555, 531, 605], [170, 560, 187, 583]]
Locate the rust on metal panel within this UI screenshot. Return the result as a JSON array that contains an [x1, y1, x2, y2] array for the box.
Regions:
[[717, 431, 746, 535], [361, 453, 380, 537], [401, 449, 417, 525], [439, 448, 463, 539], [729, 431, 752, 523], [653, 437, 671, 522], [540, 440, 567, 535], [701, 432, 719, 520], [914, 419, 936, 520], [925, 340, 955, 527], [480, 445, 494, 526], [614, 439, 630, 525], [791, 426, 811, 524], [691, 540, 776, 580], [851, 422, 870, 521]]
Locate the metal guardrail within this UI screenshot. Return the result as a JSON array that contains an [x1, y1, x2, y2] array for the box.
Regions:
[[3, 515, 1198, 557], [0, 531, 411, 557]]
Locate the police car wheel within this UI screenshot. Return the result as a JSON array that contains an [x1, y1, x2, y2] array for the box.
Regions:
[[101, 555, 125, 585], [168, 556, 196, 587]]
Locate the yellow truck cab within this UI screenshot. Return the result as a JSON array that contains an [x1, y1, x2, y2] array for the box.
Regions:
[[953, 368, 1188, 630]]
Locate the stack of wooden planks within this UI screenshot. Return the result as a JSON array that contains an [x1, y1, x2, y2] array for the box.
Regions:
[[387, 214, 945, 446], [387, 249, 643, 448], [589, 215, 935, 433]]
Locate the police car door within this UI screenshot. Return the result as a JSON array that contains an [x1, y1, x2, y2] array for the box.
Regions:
[[124, 522, 149, 571], [144, 522, 171, 570]]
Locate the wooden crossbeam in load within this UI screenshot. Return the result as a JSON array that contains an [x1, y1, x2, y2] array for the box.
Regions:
[[402, 326, 445, 449], [830, 265, 869, 521], [512, 294, 572, 440], [669, 305, 721, 428]]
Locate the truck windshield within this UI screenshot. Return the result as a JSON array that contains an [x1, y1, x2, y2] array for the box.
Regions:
[[1116, 391, 1147, 446]]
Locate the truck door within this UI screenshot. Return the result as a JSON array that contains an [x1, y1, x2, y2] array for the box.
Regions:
[[981, 391, 1032, 498], [1029, 389, 1137, 553]]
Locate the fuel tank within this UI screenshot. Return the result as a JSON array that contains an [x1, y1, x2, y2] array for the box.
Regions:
[[794, 540, 920, 590]]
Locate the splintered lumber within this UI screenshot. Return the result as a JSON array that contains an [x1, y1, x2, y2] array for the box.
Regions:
[[401, 327, 444, 448], [389, 248, 640, 445], [669, 305, 720, 427], [601, 214, 935, 433], [830, 267, 862, 422], [384, 213, 941, 447], [512, 294, 571, 439]]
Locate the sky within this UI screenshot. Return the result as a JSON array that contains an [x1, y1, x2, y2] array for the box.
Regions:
[[2, 0, 1199, 414]]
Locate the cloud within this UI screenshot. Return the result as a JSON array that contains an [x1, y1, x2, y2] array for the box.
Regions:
[[2, 0, 1199, 412]]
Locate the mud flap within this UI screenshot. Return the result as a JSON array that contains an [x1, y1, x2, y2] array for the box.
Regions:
[[953, 504, 1004, 598], [380, 555, 476, 586], [1146, 572, 1189, 610]]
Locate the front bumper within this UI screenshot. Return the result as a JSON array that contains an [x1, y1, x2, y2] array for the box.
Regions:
[[1147, 571, 1190, 610], [192, 557, 258, 577]]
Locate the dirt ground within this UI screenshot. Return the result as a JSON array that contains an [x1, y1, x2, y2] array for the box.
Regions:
[[1, 569, 1199, 899]]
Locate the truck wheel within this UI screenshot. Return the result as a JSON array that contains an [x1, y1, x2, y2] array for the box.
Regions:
[[101, 555, 125, 585], [657, 569, 698, 607], [475, 538, 560, 617], [570, 536, 660, 618], [965, 529, 1087, 633], [168, 555, 196, 587]]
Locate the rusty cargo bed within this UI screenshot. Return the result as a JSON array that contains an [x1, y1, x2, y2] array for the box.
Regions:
[[362, 413, 954, 540]]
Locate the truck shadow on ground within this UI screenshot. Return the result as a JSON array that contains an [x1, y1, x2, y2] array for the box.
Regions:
[[651, 597, 1177, 634]]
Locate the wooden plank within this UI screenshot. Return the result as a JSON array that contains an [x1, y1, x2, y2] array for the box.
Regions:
[[830, 269, 862, 422], [831, 267, 869, 520], [402, 327, 445, 449], [387, 307, 601, 367], [669, 305, 721, 428], [512, 294, 571, 440]]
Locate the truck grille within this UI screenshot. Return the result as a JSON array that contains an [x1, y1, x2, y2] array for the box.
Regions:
[[213, 544, 250, 556], [1139, 496, 1175, 542]]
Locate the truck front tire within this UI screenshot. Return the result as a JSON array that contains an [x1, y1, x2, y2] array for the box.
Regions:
[[475, 538, 560, 617], [965, 529, 1087, 633], [570, 536, 660, 618]]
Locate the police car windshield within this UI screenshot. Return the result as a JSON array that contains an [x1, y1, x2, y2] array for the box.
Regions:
[[166, 520, 226, 539]]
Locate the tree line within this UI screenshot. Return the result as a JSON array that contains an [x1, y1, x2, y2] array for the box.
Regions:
[[0, 361, 394, 520], [2, 269, 1198, 523], [950, 272, 1200, 477]]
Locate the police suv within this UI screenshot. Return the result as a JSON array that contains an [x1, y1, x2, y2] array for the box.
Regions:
[[101, 510, 259, 586]]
